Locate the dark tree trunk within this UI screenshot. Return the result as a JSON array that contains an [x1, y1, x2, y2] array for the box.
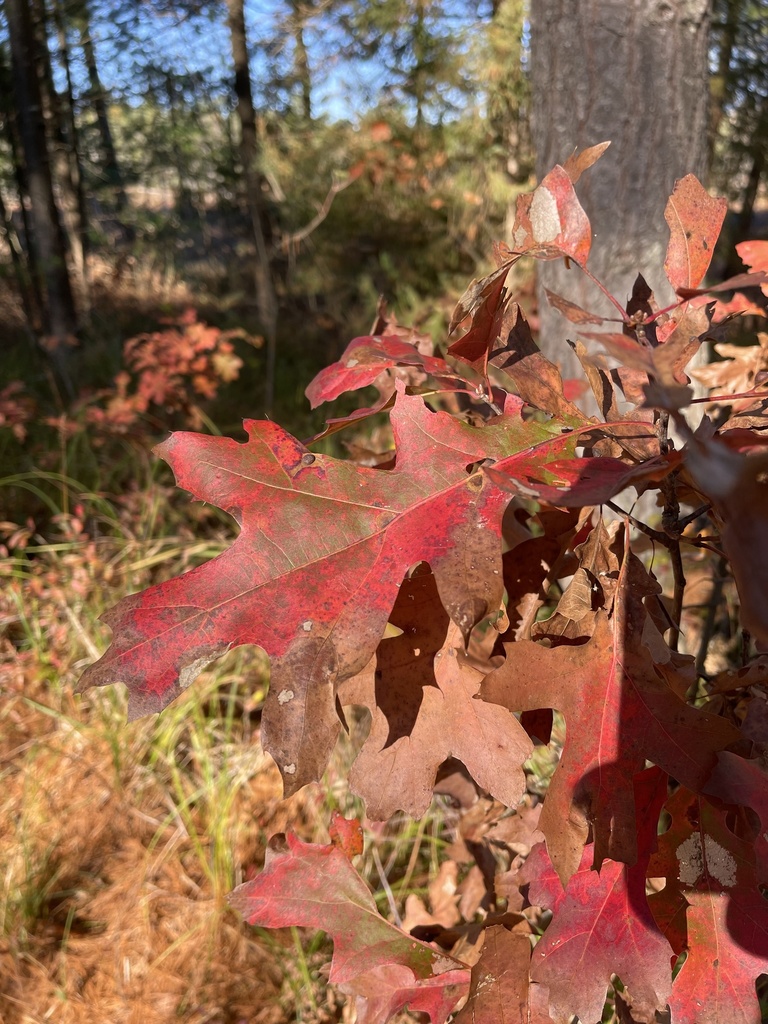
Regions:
[[78, 0, 128, 212], [736, 107, 766, 236], [53, 0, 91, 296], [6, 0, 78, 351], [0, 42, 45, 325], [32, 0, 87, 299], [709, 0, 739, 162], [0, 181, 39, 330], [529, 0, 710, 381], [225, 0, 278, 413]]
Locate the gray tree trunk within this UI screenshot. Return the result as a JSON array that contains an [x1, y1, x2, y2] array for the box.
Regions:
[[529, 0, 711, 382]]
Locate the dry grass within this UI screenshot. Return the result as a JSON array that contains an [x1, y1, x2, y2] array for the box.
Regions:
[[0, 473, 516, 1024], [0, 489, 352, 1024]]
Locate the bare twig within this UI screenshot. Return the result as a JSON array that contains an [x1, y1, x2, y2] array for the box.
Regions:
[[278, 173, 358, 253]]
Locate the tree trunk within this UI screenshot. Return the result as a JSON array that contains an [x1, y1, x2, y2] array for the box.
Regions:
[[53, 0, 91, 298], [709, 0, 739, 163], [225, 0, 278, 413], [6, 0, 78, 352], [32, 0, 87, 302], [0, 42, 45, 325], [290, 0, 312, 120], [78, 0, 128, 212], [0, 181, 39, 331], [529, 0, 710, 381]]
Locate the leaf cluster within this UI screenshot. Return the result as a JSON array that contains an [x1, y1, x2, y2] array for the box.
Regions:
[[79, 147, 768, 1024]]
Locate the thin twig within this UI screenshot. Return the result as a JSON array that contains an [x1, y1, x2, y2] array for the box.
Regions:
[[657, 412, 686, 651], [278, 174, 358, 252], [694, 554, 727, 681]]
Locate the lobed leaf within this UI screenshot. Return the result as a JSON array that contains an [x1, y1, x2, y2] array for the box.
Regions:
[[78, 386, 582, 794], [521, 769, 672, 1024], [229, 831, 470, 1024], [340, 570, 532, 819], [647, 789, 768, 1024], [305, 334, 466, 408]]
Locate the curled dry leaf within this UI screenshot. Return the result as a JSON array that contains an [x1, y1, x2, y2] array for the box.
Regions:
[[489, 302, 587, 423]]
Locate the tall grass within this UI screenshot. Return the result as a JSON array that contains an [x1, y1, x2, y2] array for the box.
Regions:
[[0, 441, 461, 1023]]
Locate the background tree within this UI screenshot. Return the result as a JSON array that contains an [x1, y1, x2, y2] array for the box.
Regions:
[[709, 0, 768, 248], [529, 0, 711, 379], [4, 0, 78, 358]]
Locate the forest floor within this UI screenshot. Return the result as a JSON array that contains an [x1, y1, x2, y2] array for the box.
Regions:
[[0, 503, 330, 1024]]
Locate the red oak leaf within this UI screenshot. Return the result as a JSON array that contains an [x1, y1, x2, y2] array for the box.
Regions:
[[663, 174, 727, 292], [305, 335, 465, 408], [229, 832, 470, 1024], [647, 789, 768, 1024], [704, 751, 768, 883], [736, 239, 768, 298], [520, 768, 673, 1024], [486, 452, 678, 508], [482, 542, 738, 883], [510, 165, 592, 266], [78, 386, 584, 795], [339, 570, 531, 819]]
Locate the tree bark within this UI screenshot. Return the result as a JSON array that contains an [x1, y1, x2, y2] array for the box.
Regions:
[[709, 0, 739, 163], [225, 0, 278, 412], [6, 0, 78, 350], [529, 0, 710, 381]]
